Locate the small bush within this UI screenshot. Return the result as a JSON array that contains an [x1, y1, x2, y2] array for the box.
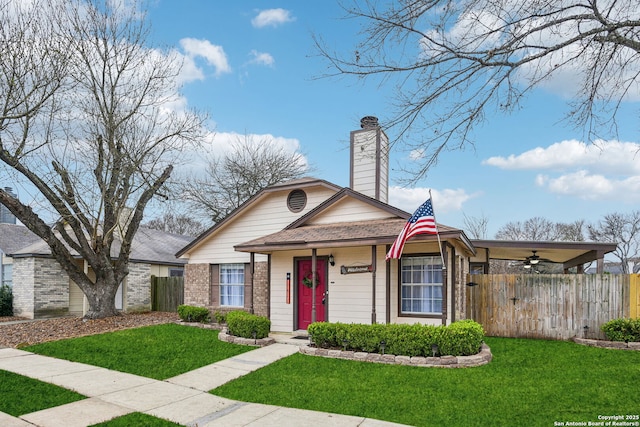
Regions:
[[226, 310, 270, 339], [308, 320, 485, 357], [0, 284, 13, 317], [177, 305, 210, 323], [214, 311, 227, 325], [601, 318, 640, 342]]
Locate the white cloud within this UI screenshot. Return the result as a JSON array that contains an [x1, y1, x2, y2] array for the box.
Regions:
[[179, 38, 231, 78], [536, 171, 640, 200], [181, 131, 307, 174], [389, 186, 477, 214], [251, 8, 295, 28], [409, 148, 425, 160], [485, 139, 640, 200], [484, 139, 640, 175], [248, 50, 275, 67]]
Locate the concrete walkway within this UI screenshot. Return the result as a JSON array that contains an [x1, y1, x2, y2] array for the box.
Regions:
[[0, 342, 409, 427]]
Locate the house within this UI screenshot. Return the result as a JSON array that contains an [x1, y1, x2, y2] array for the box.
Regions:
[[0, 223, 192, 319], [177, 116, 617, 333]]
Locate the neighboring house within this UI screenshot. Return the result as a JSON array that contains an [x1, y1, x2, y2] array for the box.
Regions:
[[177, 117, 617, 333], [0, 223, 42, 289], [0, 223, 192, 319]]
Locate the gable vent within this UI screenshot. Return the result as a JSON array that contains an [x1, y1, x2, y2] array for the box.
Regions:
[[287, 189, 307, 213]]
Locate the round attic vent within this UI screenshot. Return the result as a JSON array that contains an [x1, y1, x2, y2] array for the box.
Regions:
[[287, 189, 307, 213]]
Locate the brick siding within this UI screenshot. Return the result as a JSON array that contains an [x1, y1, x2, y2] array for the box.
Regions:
[[125, 262, 151, 312], [184, 263, 211, 308]]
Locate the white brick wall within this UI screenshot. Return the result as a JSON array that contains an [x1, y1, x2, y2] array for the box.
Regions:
[[125, 262, 151, 312]]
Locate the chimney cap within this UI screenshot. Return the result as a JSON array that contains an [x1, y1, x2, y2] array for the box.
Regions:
[[360, 116, 379, 129]]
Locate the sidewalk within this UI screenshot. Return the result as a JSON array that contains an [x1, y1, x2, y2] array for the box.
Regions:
[[0, 342, 410, 427]]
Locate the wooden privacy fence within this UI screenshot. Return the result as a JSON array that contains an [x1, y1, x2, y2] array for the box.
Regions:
[[151, 276, 184, 312], [466, 274, 637, 340]]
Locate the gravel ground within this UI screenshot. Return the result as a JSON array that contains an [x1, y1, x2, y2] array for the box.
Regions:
[[0, 311, 179, 348]]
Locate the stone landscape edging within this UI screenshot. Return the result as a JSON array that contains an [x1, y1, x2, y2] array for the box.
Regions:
[[218, 328, 275, 347], [299, 343, 492, 368], [572, 337, 640, 350]]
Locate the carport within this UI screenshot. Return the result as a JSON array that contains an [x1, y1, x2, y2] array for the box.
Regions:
[[469, 240, 618, 273]]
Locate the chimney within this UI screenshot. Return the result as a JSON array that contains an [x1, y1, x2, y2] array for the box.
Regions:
[[350, 116, 389, 203], [0, 187, 17, 224]]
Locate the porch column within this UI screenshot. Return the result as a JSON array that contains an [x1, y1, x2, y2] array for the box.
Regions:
[[371, 245, 377, 324], [385, 244, 391, 324], [597, 256, 604, 274], [311, 249, 317, 323], [249, 252, 255, 314]]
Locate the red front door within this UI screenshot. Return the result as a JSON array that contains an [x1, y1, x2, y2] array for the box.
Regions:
[[297, 258, 327, 330]]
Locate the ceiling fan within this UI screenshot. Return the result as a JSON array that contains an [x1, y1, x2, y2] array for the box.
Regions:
[[523, 250, 540, 269]]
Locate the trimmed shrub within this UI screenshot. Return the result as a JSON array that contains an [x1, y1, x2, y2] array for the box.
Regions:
[[213, 311, 227, 325], [601, 318, 640, 342], [226, 310, 271, 339], [177, 305, 210, 323], [308, 320, 485, 357], [0, 284, 13, 317]]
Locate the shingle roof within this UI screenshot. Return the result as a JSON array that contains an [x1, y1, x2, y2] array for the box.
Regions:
[[2, 224, 192, 265], [235, 218, 466, 252], [0, 223, 43, 255]]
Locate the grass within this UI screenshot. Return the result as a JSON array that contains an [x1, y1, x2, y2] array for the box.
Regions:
[[212, 337, 640, 427], [89, 413, 182, 427], [23, 323, 254, 380], [0, 369, 85, 416]]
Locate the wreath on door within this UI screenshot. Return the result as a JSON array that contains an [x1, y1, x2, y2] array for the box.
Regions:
[[302, 270, 320, 288]]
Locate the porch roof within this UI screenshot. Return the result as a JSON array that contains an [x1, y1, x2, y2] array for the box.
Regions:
[[234, 218, 475, 254], [471, 239, 618, 269]]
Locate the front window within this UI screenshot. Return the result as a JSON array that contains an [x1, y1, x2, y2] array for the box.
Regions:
[[401, 256, 443, 315], [1, 263, 12, 288], [220, 263, 244, 307]]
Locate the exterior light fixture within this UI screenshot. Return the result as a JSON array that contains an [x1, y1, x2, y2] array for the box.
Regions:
[[431, 344, 439, 357], [329, 254, 335, 266], [380, 340, 386, 355]]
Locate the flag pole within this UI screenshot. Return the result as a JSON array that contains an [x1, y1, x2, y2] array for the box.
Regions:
[[429, 189, 446, 270]]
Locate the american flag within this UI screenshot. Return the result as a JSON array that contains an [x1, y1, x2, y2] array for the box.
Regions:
[[386, 198, 438, 260]]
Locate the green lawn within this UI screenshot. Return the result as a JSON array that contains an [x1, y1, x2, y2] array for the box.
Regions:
[[89, 413, 182, 427], [212, 337, 640, 427], [14, 325, 640, 427], [24, 323, 254, 380], [0, 369, 85, 416]]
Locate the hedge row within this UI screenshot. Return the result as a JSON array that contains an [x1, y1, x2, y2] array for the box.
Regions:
[[307, 320, 484, 357], [601, 318, 640, 342], [226, 310, 271, 339], [177, 305, 210, 323]]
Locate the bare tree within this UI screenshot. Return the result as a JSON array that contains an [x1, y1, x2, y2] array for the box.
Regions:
[[588, 211, 640, 273], [182, 135, 309, 224], [556, 220, 586, 242], [463, 213, 489, 239], [144, 213, 205, 237], [495, 217, 560, 241], [0, 0, 204, 318], [316, 0, 640, 180]]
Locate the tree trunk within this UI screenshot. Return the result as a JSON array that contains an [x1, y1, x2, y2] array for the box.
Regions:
[[81, 276, 121, 319]]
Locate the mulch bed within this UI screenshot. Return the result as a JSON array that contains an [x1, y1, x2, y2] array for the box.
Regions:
[[0, 312, 179, 348]]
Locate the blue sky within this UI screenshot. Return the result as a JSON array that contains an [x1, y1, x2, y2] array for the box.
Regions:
[[146, 1, 640, 237]]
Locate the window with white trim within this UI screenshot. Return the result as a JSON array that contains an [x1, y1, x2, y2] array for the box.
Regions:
[[220, 263, 244, 307], [400, 256, 443, 315]]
